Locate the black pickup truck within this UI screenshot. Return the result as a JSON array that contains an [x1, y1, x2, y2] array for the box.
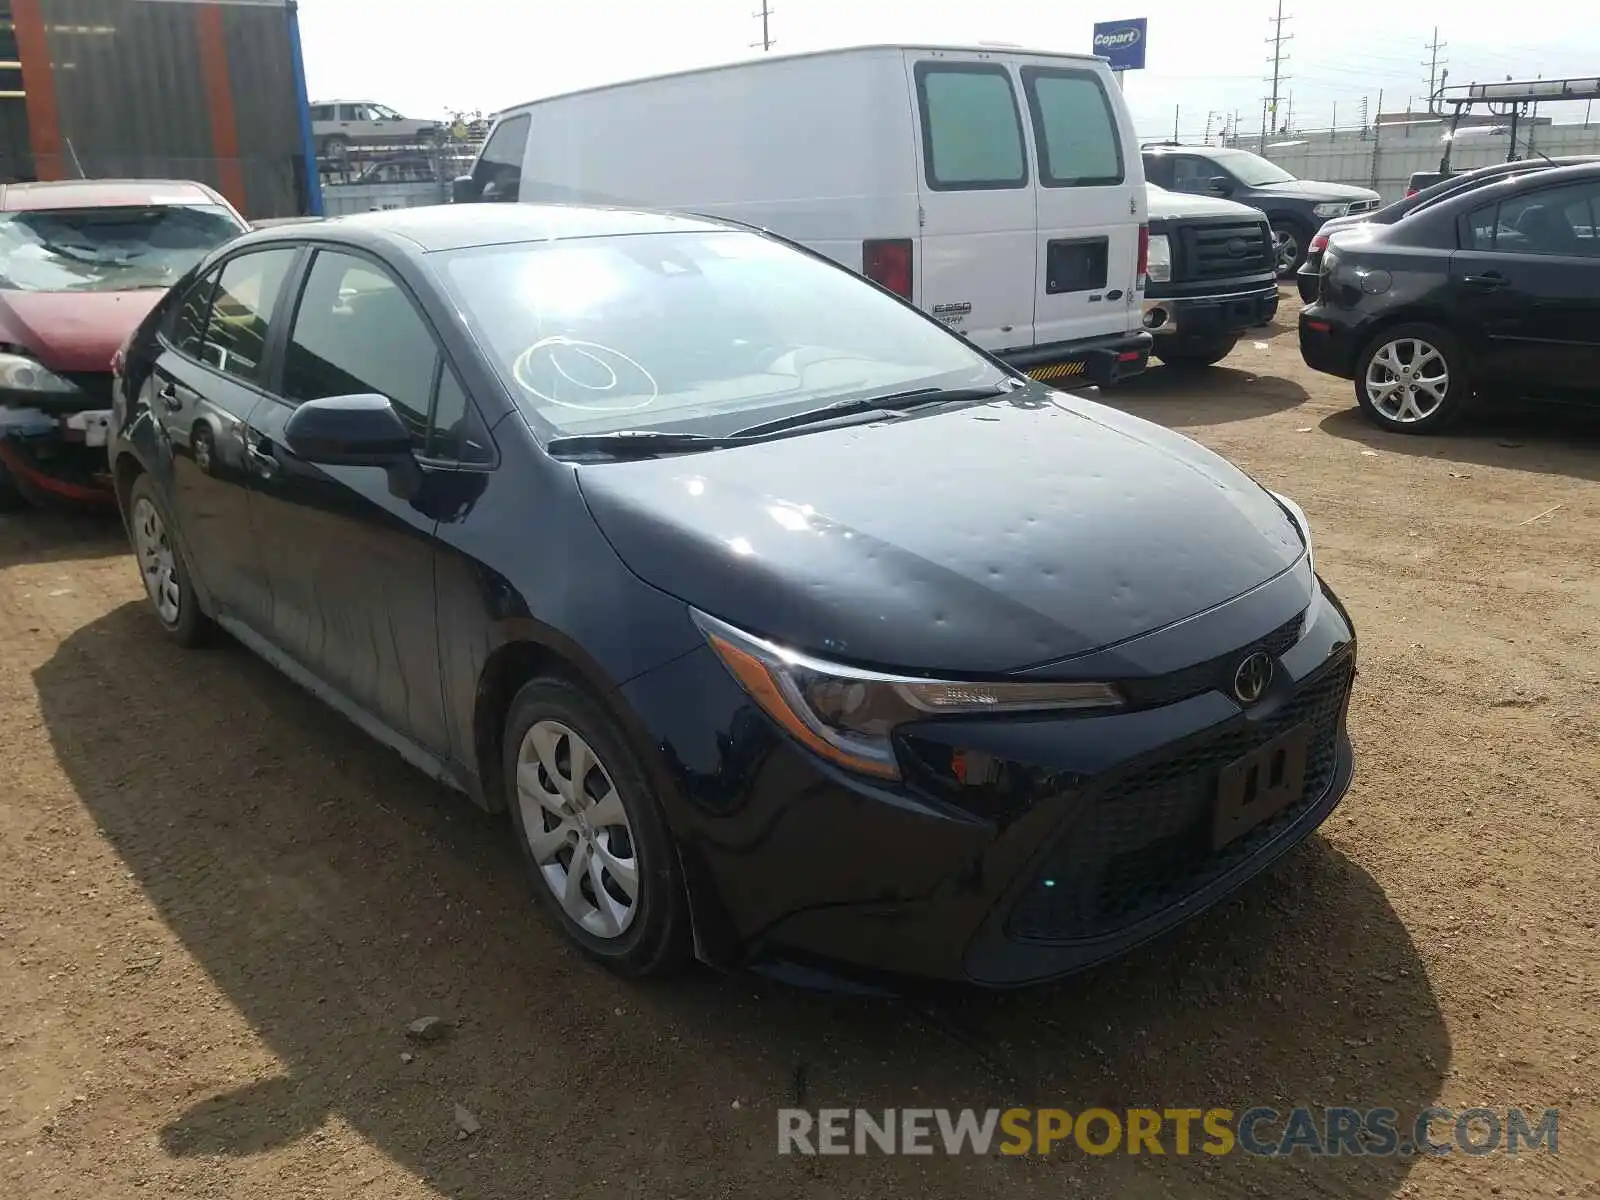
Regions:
[[1140, 185, 1279, 369]]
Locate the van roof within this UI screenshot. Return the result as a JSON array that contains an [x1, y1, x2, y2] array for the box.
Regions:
[[494, 43, 1106, 117]]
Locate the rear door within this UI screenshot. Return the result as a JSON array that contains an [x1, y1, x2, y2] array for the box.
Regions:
[[1452, 178, 1600, 402], [1016, 58, 1144, 350], [903, 52, 1036, 351]]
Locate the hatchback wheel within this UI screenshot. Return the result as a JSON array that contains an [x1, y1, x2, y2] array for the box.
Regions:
[[503, 677, 690, 976], [127, 474, 210, 646], [1354, 323, 1470, 434]]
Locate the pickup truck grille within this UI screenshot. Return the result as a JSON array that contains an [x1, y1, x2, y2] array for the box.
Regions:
[[1180, 221, 1272, 280]]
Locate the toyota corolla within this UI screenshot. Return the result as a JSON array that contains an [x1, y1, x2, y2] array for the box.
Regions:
[[108, 204, 1356, 987]]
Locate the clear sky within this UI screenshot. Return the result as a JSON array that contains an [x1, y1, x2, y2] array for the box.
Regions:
[[297, 0, 1600, 138]]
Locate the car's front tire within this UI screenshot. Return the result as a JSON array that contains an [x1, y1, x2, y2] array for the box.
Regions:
[[1156, 334, 1238, 369], [127, 474, 211, 646], [1354, 323, 1471, 434], [1271, 218, 1311, 276], [503, 676, 691, 978]]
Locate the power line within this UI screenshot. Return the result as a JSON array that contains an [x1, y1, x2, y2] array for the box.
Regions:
[[1264, 0, 1293, 145], [1423, 26, 1448, 110], [751, 1, 774, 52]]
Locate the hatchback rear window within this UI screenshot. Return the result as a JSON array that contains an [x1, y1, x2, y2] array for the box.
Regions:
[[1021, 68, 1124, 188], [0, 204, 244, 293]]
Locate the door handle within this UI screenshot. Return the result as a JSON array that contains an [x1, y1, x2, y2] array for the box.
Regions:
[[1462, 271, 1507, 289], [156, 380, 182, 411], [244, 436, 279, 477]]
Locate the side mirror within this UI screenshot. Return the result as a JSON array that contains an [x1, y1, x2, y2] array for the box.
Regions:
[[452, 174, 482, 204], [283, 393, 412, 466], [1208, 175, 1235, 196]]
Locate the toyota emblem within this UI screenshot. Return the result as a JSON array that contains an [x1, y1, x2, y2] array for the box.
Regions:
[[1232, 651, 1274, 705]]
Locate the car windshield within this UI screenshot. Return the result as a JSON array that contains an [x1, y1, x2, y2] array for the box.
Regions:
[[1209, 148, 1297, 187], [441, 230, 1005, 439], [0, 204, 244, 293]]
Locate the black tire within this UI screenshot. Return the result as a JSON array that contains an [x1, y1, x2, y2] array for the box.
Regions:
[[191, 423, 217, 477], [1270, 218, 1312, 277], [126, 473, 212, 647], [1353, 322, 1471, 435], [1156, 334, 1239, 369], [320, 134, 349, 159], [502, 676, 691, 978]]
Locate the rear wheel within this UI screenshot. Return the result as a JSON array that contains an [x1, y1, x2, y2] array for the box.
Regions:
[[127, 474, 211, 646], [1354, 323, 1471, 434], [1156, 334, 1238, 369]]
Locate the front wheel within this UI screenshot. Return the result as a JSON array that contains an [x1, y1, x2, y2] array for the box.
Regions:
[[1271, 219, 1310, 276], [1354, 323, 1471, 434], [1156, 334, 1238, 369]]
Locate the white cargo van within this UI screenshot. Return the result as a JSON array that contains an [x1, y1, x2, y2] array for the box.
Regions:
[[454, 44, 1153, 387]]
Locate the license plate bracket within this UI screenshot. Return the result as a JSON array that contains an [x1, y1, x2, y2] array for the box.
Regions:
[[1212, 722, 1310, 850]]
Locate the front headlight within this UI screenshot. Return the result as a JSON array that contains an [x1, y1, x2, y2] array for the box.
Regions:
[[1146, 233, 1172, 283], [0, 351, 79, 396], [1269, 490, 1314, 575], [694, 611, 1124, 779], [1312, 202, 1351, 219]]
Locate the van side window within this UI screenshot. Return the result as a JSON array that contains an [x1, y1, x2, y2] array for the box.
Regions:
[[913, 63, 1027, 191], [473, 113, 531, 202], [1021, 68, 1124, 188]]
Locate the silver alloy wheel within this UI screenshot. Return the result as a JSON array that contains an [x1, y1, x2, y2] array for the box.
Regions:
[[1272, 227, 1300, 274], [131, 496, 182, 625], [1364, 337, 1450, 424], [515, 719, 639, 939], [193, 428, 213, 474]]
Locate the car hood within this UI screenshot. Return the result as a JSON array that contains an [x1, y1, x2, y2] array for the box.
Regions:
[[1145, 185, 1263, 222], [576, 392, 1306, 674], [0, 289, 162, 372], [1258, 178, 1381, 203]]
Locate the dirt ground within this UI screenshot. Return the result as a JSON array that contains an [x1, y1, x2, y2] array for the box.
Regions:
[[1, 294, 1597, 1200]]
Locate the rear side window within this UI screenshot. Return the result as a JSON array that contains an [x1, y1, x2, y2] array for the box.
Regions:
[[913, 62, 1027, 191], [473, 113, 530, 202], [1021, 68, 1124, 188], [199, 248, 296, 383], [1464, 181, 1600, 257]]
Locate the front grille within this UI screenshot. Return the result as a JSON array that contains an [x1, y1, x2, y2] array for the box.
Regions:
[[1116, 610, 1305, 708], [1007, 654, 1354, 943], [61, 372, 114, 406], [1347, 199, 1380, 215], [1179, 221, 1273, 280]]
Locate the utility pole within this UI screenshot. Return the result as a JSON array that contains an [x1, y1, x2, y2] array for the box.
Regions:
[[1173, 105, 1180, 142], [751, 1, 773, 52], [1285, 91, 1294, 133], [1423, 26, 1448, 111], [1265, 0, 1293, 140], [1259, 96, 1269, 152]]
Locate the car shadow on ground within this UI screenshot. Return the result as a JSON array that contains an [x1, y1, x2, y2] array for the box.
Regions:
[[1101, 362, 1311, 427], [0, 508, 126, 570], [1319, 405, 1600, 483], [35, 604, 1448, 1199]]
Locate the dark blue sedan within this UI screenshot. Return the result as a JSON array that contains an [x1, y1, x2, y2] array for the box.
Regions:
[[108, 204, 1356, 987]]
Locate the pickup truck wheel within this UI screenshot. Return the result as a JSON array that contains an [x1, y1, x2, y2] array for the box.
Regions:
[[1156, 334, 1238, 369], [1271, 219, 1310, 276], [1354, 323, 1471, 434]]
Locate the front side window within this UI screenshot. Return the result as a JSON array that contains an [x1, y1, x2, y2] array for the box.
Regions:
[[282, 251, 439, 449], [0, 204, 246, 294], [1022, 68, 1122, 187], [441, 229, 1004, 440], [1203, 148, 1296, 188], [170, 267, 220, 357], [472, 113, 530, 202], [1170, 156, 1217, 193], [914, 63, 1027, 191], [200, 248, 296, 382]]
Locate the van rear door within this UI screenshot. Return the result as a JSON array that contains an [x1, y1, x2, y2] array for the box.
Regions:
[[1015, 57, 1145, 349], [902, 51, 1036, 351]]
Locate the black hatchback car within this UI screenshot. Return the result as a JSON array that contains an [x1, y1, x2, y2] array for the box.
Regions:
[[109, 205, 1357, 988], [1300, 162, 1600, 433]]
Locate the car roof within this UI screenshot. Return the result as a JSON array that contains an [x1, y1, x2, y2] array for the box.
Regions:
[[235, 202, 738, 255], [0, 178, 232, 212], [1142, 144, 1240, 156]]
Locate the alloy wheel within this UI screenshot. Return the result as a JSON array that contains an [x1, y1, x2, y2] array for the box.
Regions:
[[515, 720, 640, 939], [131, 496, 182, 625], [1364, 337, 1449, 424], [193, 429, 214, 474], [1272, 228, 1300, 274]]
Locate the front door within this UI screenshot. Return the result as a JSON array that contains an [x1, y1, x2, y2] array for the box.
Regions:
[[1452, 177, 1600, 403], [148, 247, 297, 634], [244, 247, 454, 756], [1017, 60, 1144, 350], [905, 53, 1036, 352]]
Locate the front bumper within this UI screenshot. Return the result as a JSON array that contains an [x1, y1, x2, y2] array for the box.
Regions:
[[1298, 306, 1361, 379], [622, 572, 1357, 988], [1143, 282, 1279, 341], [1000, 329, 1153, 388], [0, 405, 117, 505]]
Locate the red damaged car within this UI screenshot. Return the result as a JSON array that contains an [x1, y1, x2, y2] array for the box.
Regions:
[[0, 179, 249, 509]]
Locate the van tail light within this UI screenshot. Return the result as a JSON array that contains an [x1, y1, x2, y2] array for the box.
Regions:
[[863, 238, 913, 299], [1136, 223, 1150, 285]]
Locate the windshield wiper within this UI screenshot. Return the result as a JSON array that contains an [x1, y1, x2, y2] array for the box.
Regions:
[[731, 381, 1021, 439], [545, 430, 747, 459]]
